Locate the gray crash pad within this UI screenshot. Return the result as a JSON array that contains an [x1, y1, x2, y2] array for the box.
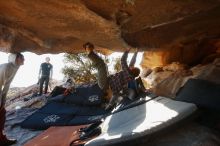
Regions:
[[85, 96, 197, 146]]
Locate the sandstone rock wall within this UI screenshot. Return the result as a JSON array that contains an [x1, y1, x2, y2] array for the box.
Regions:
[[0, 0, 220, 55], [143, 58, 220, 98]]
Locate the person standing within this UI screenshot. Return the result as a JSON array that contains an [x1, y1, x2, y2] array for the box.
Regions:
[[38, 57, 53, 95], [0, 53, 24, 145]]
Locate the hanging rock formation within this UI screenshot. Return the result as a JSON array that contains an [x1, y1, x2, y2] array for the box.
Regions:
[[0, 0, 220, 65]]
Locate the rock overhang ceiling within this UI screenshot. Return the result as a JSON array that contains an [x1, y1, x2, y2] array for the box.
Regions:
[[0, 0, 220, 66]]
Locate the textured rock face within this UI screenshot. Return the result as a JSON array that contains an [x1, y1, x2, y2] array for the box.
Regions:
[[0, 0, 220, 64], [141, 39, 220, 68], [142, 58, 220, 98]]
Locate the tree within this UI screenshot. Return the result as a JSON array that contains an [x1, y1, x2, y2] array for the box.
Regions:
[[113, 57, 121, 73], [62, 53, 109, 84]]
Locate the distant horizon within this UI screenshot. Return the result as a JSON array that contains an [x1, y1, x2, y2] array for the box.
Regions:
[[0, 51, 143, 88]]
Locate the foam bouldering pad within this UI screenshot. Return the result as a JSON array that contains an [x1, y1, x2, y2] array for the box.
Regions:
[[20, 102, 107, 130], [64, 84, 104, 106], [24, 125, 87, 146]]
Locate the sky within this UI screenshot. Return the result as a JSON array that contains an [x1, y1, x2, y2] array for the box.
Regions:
[[0, 51, 143, 87], [0, 52, 65, 87]]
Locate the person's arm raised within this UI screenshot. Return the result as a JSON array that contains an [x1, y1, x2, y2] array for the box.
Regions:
[[129, 48, 138, 67]]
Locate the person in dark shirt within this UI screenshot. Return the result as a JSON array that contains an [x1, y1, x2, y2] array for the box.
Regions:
[[38, 57, 53, 95]]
